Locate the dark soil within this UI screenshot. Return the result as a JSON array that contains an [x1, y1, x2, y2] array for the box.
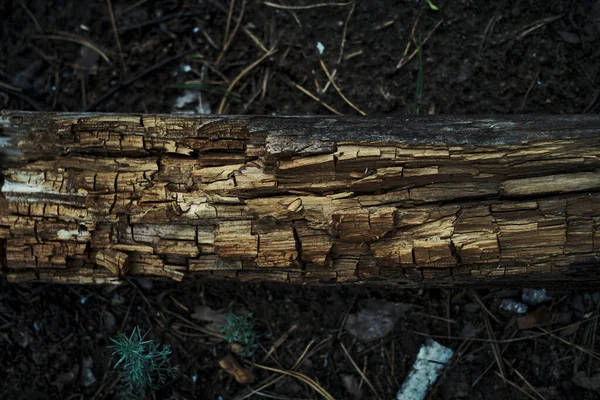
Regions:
[[2, 0, 600, 399]]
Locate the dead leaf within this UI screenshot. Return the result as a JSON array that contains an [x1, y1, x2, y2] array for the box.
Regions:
[[558, 323, 580, 337], [557, 30, 581, 44], [218, 353, 255, 385], [341, 374, 363, 399], [191, 305, 227, 325], [345, 299, 412, 342], [517, 305, 553, 330], [573, 371, 600, 390]]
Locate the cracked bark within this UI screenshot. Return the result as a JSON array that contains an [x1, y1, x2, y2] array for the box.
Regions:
[[1, 111, 600, 286]]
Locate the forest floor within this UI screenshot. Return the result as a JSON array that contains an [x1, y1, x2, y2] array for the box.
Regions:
[[2, 0, 600, 399]]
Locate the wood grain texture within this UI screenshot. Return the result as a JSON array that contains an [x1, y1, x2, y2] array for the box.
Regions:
[[1, 111, 600, 286]]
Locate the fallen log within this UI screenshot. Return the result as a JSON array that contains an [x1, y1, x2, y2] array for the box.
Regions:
[[1, 111, 600, 286]]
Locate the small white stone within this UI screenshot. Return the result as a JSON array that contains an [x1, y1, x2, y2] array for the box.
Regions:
[[316, 41, 325, 55]]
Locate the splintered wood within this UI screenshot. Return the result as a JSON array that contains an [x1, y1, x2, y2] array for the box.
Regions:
[[1, 112, 600, 286]]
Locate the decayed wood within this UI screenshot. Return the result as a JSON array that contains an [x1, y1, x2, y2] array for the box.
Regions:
[[1, 111, 600, 286]]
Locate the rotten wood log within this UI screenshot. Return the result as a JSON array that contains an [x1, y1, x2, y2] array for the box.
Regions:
[[1, 111, 600, 286]]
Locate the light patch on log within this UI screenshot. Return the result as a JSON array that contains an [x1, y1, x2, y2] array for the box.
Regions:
[[133, 224, 196, 244], [278, 154, 334, 170], [192, 164, 244, 183], [110, 244, 154, 253], [214, 221, 258, 259], [2, 180, 59, 194], [332, 207, 396, 242], [501, 171, 600, 197], [403, 166, 439, 177], [265, 134, 336, 157], [96, 249, 129, 276], [156, 239, 199, 257], [189, 255, 242, 271], [234, 161, 277, 190], [252, 223, 298, 267], [57, 229, 91, 241]]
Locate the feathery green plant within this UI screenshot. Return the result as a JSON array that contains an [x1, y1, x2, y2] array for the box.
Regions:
[[108, 326, 178, 399], [218, 312, 258, 357]]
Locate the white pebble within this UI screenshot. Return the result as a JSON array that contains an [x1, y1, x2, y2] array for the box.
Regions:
[[316, 41, 325, 55]]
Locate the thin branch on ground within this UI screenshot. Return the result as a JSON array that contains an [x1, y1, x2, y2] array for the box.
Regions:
[[106, 0, 125, 71], [264, 1, 352, 10], [249, 361, 335, 400], [290, 79, 343, 115], [494, 372, 539, 400], [217, 48, 276, 114], [19, 1, 45, 34], [34, 33, 112, 63], [471, 291, 501, 324], [337, 1, 355, 63], [508, 361, 548, 400], [340, 342, 382, 400], [320, 59, 366, 115], [217, 0, 247, 64], [224, 0, 235, 51], [121, 0, 149, 15], [410, 314, 600, 344], [396, 19, 443, 69], [237, 338, 316, 400], [262, 323, 298, 362], [520, 72, 539, 111], [482, 310, 506, 384], [538, 326, 600, 362]]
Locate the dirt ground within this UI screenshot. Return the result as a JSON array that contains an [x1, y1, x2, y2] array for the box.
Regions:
[[2, 0, 600, 399]]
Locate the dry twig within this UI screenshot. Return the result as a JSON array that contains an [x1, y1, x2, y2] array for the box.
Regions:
[[249, 361, 335, 400], [319, 59, 365, 115], [494, 372, 539, 400], [340, 342, 381, 400], [34, 33, 111, 63], [396, 19, 443, 69], [289, 79, 343, 115], [217, 0, 247, 64], [337, 1, 355, 63], [106, 0, 125, 71], [264, 1, 352, 10], [217, 48, 276, 114]]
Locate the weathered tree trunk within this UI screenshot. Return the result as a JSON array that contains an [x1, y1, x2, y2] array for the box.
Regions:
[[1, 111, 600, 286]]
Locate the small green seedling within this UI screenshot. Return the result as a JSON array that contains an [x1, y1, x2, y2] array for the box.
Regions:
[[218, 312, 258, 357], [108, 326, 178, 399], [425, 0, 439, 10]]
